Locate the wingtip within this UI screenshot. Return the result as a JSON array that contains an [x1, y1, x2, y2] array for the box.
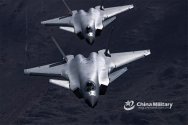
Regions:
[[130, 4, 134, 9], [124, 4, 134, 9], [49, 79, 53, 83], [144, 50, 151, 56], [24, 69, 29, 75], [41, 21, 45, 25]]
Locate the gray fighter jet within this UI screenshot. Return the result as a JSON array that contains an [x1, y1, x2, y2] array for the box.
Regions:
[[24, 38, 151, 108], [41, 1, 134, 45]]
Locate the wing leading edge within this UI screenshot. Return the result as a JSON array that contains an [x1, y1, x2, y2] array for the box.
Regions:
[[98, 49, 150, 88], [102, 5, 134, 19], [41, 16, 72, 27], [24, 62, 67, 78], [111, 50, 151, 69]]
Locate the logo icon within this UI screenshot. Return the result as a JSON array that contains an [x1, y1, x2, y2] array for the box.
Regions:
[[124, 100, 135, 111]]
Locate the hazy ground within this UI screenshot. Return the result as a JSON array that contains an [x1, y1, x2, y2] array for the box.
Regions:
[[0, 0, 187, 125]]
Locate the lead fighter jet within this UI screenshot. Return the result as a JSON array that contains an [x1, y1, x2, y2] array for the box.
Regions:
[[24, 38, 151, 108], [41, 0, 134, 45]]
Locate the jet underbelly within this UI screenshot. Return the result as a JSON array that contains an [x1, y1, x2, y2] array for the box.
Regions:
[[76, 53, 98, 87], [97, 55, 110, 86], [89, 8, 103, 30], [67, 57, 81, 91], [72, 11, 83, 34]]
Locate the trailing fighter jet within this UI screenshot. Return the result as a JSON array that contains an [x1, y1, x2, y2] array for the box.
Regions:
[[24, 38, 151, 108], [41, 0, 134, 45]]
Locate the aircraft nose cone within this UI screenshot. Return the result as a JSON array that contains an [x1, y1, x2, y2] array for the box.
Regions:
[[86, 33, 95, 45], [85, 96, 98, 108], [86, 37, 95, 45]]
